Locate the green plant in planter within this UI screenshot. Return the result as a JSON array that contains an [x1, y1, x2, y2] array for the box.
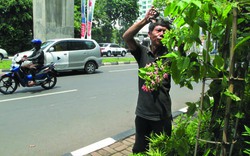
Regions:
[[242, 126, 250, 155], [136, 0, 250, 155]]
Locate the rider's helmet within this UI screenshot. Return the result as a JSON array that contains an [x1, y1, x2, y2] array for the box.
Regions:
[[31, 39, 42, 50]]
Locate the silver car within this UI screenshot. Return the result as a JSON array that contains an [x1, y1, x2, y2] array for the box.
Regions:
[[0, 48, 8, 60], [12, 38, 102, 74], [99, 43, 127, 57]]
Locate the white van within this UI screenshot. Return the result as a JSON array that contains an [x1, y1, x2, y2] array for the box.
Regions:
[[12, 38, 102, 74]]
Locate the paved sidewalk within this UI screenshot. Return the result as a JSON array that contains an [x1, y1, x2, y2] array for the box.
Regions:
[[66, 109, 187, 156], [86, 135, 135, 156]]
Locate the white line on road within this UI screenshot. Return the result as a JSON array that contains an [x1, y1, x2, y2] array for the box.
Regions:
[[0, 89, 78, 103]]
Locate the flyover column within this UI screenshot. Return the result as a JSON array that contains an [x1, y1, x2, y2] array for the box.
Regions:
[[33, 0, 74, 41]]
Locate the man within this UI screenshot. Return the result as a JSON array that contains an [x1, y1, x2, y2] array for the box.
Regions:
[[122, 6, 173, 153], [22, 39, 44, 86]]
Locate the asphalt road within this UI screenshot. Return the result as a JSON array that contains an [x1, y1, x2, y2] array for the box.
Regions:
[[0, 63, 203, 156]]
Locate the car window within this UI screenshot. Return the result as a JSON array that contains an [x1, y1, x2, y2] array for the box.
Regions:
[[85, 41, 96, 49], [54, 41, 67, 51], [41, 41, 54, 50], [102, 43, 109, 47], [68, 41, 85, 50], [67, 40, 96, 50]]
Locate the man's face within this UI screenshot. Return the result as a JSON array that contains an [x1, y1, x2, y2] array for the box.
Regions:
[[148, 25, 168, 47], [33, 44, 41, 50]]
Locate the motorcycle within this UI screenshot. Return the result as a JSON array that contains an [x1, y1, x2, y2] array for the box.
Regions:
[[0, 58, 57, 94]]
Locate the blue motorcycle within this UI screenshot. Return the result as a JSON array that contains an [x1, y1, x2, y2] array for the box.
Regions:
[[0, 59, 57, 94]]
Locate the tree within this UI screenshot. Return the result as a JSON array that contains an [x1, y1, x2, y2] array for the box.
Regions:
[[74, 0, 139, 44], [0, 0, 33, 55]]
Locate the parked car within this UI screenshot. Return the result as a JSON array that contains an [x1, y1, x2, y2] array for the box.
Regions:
[[0, 48, 8, 60], [99, 43, 127, 57], [12, 38, 102, 74]]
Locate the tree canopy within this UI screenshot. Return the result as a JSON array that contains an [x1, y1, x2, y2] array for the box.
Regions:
[[0, 0, 33, 55], [74, 0, 139, 44]]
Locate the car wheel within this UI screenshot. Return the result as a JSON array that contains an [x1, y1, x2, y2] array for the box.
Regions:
[[0, 54, 3, 60], [107, 51, 111, 57], [121, 51, 126, 57], [85, 61, 96, 74]]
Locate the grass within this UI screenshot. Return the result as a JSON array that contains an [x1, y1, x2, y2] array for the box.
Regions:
[[0, 60, 12, 70], [0, 57, 136, 70], [102, 57, 135, 63]]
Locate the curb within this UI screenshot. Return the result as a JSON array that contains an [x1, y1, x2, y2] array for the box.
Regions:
[[0, 69, 9, 75], [65, 107, 188, 156], [102, 61, 136, 66]]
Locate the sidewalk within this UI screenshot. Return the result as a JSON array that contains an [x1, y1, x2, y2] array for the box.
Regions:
[[65, 109, 187, 156], [85, 135, 135, 156]]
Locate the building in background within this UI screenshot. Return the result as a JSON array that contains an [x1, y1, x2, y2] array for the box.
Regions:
[[134, 0, 153, 47], [137, 0, 153, 21]]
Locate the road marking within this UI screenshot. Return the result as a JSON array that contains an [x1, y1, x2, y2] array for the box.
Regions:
[[109, 68, 138, 72], [0, 89, 77, 103], [70, 137, 116, 156]]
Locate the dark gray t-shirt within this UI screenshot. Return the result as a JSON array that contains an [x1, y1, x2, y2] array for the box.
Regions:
[[131, 43, 172, 121]]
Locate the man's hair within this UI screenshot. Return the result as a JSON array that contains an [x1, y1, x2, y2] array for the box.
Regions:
[[148, 17, 173, 32]]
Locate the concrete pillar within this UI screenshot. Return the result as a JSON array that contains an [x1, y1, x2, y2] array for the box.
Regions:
[[33, 0, 74, 42]]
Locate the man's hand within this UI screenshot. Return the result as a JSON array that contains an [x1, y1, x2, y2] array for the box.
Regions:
[[21, 55, 27, 61], [145, 6, 159, 23]]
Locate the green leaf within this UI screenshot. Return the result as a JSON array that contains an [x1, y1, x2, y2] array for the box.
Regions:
[[164, 2, 177, 16], [138, 68, 147, 79], [243, 126, 250, 137], [212, 55, 224, 70], [171, 60, 181, 84], [221, 75, 228, 88], [164, 52, 179, 59], [191, 0, 202, 8], [186, 102, 197, 116], [180, 57, 190, 72], [203, 149, 211, 156], [222, 4, 232, 19], [224, 89, 241, 101], [235, 112, 244, 119], [203, 95, 211, 110], [234, 36, 250, 52], [196, 18, 208, 30]]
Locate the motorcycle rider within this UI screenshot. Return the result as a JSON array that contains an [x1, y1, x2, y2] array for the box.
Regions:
[[22, 39, 44, 86]]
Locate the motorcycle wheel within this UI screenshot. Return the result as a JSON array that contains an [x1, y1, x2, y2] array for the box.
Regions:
[[41, 72, 57, 89], [0, 75, 18, 94]]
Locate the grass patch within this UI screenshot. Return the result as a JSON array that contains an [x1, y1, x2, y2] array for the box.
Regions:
[[0, 57, 136, 70], [0, 60, 12, 70], [102, 57, 135, 63]]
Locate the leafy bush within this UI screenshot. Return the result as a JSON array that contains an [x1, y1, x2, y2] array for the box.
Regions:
[[137, 0, 250, 155]]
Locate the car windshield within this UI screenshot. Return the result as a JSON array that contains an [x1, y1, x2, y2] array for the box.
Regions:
[[41, 41, 54, 50]]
